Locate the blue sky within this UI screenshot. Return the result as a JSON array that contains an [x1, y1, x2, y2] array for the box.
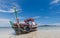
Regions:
[[0, 0, 60, 27]]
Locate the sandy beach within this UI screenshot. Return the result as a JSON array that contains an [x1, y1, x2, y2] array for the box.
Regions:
[[0, 29, 60, 38]]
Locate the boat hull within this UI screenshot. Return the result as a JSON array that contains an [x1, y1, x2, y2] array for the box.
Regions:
[[13, 26, 37, 35]]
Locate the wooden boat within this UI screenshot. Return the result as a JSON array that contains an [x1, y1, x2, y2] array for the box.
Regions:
[[10, 7, 37, 35]]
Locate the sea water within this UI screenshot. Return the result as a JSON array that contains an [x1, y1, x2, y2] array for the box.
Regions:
[[38, 26, 60, 30]]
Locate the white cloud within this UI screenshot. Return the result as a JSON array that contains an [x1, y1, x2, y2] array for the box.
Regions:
[[44, 23, 60, 25], [0, 0, 19, 8], [38, 23, 60, 25], [38, 23, 46, 25], [38, 23, 41, 25], [44, 17, 49, 18], [18, 16, 26, 20], [50, 0, 60, 4], [0, 19, 10, 27], [0, 8, 22, 13], [49, 0, 60, 10], [33, 16, 40, 19], [0, 19, 10, 23], [52, 23, 60, 25], [56, 11, 60, 13], [0, 9, 14, 13], [0, 0, 22, 13], [0, 18, 25, 27]]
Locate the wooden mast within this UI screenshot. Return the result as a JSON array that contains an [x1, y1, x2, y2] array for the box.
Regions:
[[14, 6, 20, 34]]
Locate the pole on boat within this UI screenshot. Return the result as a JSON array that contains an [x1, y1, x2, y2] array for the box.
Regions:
[[14, 7, 17, 21], [13, 6, 20, 24], [14, 6, 20, 34]]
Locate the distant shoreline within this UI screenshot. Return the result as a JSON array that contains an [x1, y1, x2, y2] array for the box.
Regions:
[[0, 25, 60, 28], [0, 27, 12, 28]]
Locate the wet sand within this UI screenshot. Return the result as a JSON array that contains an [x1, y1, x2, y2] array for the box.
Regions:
[[1, 30, 60, 38]]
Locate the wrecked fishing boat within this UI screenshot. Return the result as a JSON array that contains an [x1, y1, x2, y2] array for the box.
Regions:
[[10, 7, 37, 35]]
